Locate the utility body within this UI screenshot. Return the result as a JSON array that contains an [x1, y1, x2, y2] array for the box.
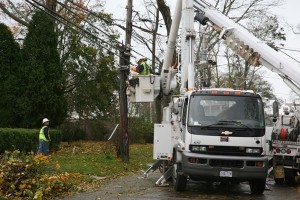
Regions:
[[270, 100, 300, 184]]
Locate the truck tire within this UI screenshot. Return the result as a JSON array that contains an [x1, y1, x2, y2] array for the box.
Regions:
[[249, 179, 266, 194], [172, 155, 187, 191]]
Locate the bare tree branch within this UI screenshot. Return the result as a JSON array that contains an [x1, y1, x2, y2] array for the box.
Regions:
[[0, 2, 29, 26], [7, 0, 30, 22]]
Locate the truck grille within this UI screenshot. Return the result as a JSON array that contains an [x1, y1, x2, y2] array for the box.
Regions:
[[207, 146, 243, 155], [189, 145, 262, 156], [209, 159, 244, 168]]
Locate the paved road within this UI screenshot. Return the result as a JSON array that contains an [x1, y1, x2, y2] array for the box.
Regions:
[[59, 171, 300, 200]]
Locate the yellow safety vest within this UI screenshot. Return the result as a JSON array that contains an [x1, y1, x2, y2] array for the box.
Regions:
[[39, 126, 49, 142]]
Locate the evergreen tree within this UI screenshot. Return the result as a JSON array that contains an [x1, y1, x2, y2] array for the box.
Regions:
[[17, 11, 67, 128], [0, 23, 20, 127]]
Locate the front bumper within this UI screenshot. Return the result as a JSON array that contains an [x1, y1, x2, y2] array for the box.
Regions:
[[182, 151, 268, 181]]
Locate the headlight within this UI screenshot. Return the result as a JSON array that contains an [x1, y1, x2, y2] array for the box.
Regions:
[[191, 145, 206, 152], [246, 148, 261, 154]]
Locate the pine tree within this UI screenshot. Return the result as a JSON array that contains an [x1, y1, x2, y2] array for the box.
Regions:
[[0, 23, 20, 127], [17, 11, 67, 128]]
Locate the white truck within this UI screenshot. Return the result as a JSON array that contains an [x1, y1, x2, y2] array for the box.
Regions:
[[127, 0, 300, 194]]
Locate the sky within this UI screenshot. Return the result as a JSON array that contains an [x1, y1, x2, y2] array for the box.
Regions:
[[264, 0, 300, 102], [103, 0, 300, 102]]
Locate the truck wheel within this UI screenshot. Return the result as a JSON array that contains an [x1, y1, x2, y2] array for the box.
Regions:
[[249, 179, 266, 194], [172, 160, 187, 191]]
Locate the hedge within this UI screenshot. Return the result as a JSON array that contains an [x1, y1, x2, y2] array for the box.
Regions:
[[0, 128, 62, 154]]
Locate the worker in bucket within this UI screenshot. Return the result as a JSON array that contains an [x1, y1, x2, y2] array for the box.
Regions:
[[135, 57, 150, 75], [129, 57, 150, 86], [37, 118, 51, 156]]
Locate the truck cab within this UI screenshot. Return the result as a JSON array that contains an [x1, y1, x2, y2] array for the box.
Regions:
[[168, 89, 268, 194]]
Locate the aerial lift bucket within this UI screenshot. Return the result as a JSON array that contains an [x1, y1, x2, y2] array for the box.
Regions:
[[127, 75, 160, 103]]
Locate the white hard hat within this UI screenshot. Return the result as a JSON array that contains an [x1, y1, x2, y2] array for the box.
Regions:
[[135, 57, 145, 64], [282, 105, 289, 112], [42, 118, 49, 124]]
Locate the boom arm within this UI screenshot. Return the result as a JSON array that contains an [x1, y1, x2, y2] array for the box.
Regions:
[[160, 0, 197, 95], [194, 1, 300, 96]]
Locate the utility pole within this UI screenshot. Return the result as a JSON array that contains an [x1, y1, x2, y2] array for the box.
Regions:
[[119, 0, 133, 163]]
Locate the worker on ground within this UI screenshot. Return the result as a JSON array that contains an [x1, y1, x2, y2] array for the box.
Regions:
[[37, 118, 51, 156]]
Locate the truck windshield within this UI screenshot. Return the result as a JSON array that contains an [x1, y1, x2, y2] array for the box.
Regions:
[[188, 95, 265, 128]]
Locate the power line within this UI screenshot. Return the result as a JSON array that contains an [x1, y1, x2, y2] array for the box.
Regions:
[[54, 0, 120, 47], [65, 0, 154, 62], [25, 0, 126, 64], [278, 47, 300, 53], [25, 0, 155, 66], [278, 49, 300, 63]]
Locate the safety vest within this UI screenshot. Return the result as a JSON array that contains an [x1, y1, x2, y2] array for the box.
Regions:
[[139, 62, 150, 75], [39, 126, 49, 142]]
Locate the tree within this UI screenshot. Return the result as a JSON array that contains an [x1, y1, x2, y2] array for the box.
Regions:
[[63, 38, 119, 120], [16, 11, 67, 128], [56, 2, 120, 120], [0, 23, 20, 127], [0, 0, 121, 123]]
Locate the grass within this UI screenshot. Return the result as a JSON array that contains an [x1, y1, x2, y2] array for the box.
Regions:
[[48, 141, 154, 178]]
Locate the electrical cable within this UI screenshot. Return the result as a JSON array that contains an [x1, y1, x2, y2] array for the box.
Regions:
[[278, 49, 300, 64], [278, 47, 300, 53], [54, 0, 120, 46], [26, 0, 155, 65], [65, 0, 154, 62], [25, 0, 122, 58]]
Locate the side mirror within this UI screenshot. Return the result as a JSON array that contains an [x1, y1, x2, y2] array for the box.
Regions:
[[171, 97, 180, 114], [272, 100, 279, 118]]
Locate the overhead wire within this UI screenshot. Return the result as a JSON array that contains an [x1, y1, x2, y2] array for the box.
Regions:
[[278, 47, 300, 53], [25, 0, 128, 65], [65, 0, 154, 62], [54, 0, 120, 47], [25, 0, 157, 65], [278, 49, 300, 64]]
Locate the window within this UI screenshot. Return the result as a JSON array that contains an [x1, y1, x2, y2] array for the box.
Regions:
[[188, 95, 265, 128]]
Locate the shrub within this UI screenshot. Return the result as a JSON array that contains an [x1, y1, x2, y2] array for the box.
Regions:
[[128, 117, 154, 143], [0, 128, 62, 154]]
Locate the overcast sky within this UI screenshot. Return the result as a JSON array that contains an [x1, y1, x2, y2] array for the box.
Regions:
[[265, 0, 300, 102]]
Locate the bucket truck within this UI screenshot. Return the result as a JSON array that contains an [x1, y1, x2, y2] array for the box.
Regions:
[[269, 99, 300, 184], [126, 0, 300, 194]]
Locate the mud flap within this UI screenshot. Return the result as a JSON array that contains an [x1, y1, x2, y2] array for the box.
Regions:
[[274, 165, 285, 179]]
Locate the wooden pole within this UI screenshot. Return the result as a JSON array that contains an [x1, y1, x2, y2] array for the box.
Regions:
[[119, 0, 133, 163]]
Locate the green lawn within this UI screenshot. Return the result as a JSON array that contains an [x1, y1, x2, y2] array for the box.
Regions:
[[49, 141, 154, 177]]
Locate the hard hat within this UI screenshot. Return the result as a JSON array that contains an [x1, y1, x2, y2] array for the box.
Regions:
[[135, 57, 145, 64], [282, 105, 289, 112], [42, 118, 49, 124]]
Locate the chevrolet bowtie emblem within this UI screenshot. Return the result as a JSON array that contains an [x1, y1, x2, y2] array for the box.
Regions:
[[221, 131, 232, 135]]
